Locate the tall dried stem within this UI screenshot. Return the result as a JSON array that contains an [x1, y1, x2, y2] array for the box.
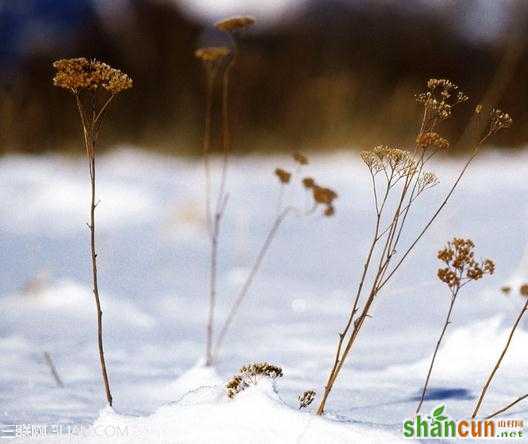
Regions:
[[53, 57, 131, 407], [205, 41, 238, 366], [75, 93, 113, 406], [472, 295, 528, 418]]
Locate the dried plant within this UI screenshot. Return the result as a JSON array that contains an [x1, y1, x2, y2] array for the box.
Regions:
[[212, 154, 337, 361], [485, 394, 528, 420], [52, 58, 132, 406], [197, 17, 255, 366], [316, 79, 511, 415], [226, 362, 283, 398], [197, 17, 336, 365], [298, 390, 316, 409], [416, 238, 494, 413], [472, 283, 528, 418]]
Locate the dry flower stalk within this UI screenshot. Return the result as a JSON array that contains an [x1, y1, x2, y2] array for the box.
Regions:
[[195, 45, 232, 366], [52, 57, 132, 406], [197, 16, 337, 365], [316, 79, 511, 416], [416, 238, 494, 413], [212, 153, 337, 360], [473, 283, 528, 418], [196, 17, 251, 366]]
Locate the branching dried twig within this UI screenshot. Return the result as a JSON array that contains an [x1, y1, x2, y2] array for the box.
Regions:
[[316, 79, 511, 415]]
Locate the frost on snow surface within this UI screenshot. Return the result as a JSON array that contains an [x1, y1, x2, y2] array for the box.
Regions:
[[1, 149, 528, 442]]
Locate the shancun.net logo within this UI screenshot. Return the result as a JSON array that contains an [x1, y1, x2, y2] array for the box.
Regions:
[[403, 405, 524, 439]]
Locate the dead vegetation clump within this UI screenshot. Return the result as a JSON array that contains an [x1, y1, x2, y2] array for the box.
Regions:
[[226, 362, 283, 399]]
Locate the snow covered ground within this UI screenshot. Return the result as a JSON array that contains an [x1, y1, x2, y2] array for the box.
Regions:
[[1, 148, 527, 442]]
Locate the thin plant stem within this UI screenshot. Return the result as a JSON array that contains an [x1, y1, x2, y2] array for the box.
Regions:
[[88, 152, 113, 407], [43, 352, 64, 388], [212, 206, 292, 359], [416, 289, 459, 413], [317, 177, 391, 415], [472, 297, 528, 418], [203, 73, 214, 236], [75, 96, 113, 406], [485, 394, 528, 420], [205, 40, 238, 366]]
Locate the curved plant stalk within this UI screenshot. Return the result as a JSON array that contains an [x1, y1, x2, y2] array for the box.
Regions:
[[472, 296, 528, 418]]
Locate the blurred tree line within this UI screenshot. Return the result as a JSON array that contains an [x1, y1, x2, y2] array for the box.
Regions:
[[1, 0, 527, 156]]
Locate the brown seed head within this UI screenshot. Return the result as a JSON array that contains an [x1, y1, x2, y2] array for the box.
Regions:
[[324, 205, 335, 217], [302, 177, 315, 189], [489, 108, 513, 134], [520, 284, 528, 297], [195, 47, 231, 63], [416, 132, 450, 151], [293, 152, 309, 165], [416, 79, 467, 120], [500, 286, 511, 295], [312, 185, 337, 205], [275, 168, 291, 184], [215, 16, 256, 32], [52, 58, 132, 94], [436, 237, 494, 289]]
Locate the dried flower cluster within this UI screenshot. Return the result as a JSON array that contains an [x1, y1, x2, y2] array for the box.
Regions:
[[52, 58, 132, 94], [226, 362, 283, 398], [194, 47, 231, 63], [500, 284, 528, 297], [293, 152, 309, 165], [417, 171, 439, 193], [275, 168, 291, 184], [416, 78, 468, 120], [360, 146, 416, 178], [298, 390, 316, 409], [437, 238, 495, 289], [302, 178, 338, 216], [489, 108, 513, 135], [501, 285, 512, 295], [416, 132, 450, 151], [215, 16, 256, 32], [274, 152, 338, 217]]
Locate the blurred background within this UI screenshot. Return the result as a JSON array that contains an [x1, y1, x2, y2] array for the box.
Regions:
[[1, 0, 528, 156]]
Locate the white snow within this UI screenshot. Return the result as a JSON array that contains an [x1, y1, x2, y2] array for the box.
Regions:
[[1, 147, 528, 442]]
